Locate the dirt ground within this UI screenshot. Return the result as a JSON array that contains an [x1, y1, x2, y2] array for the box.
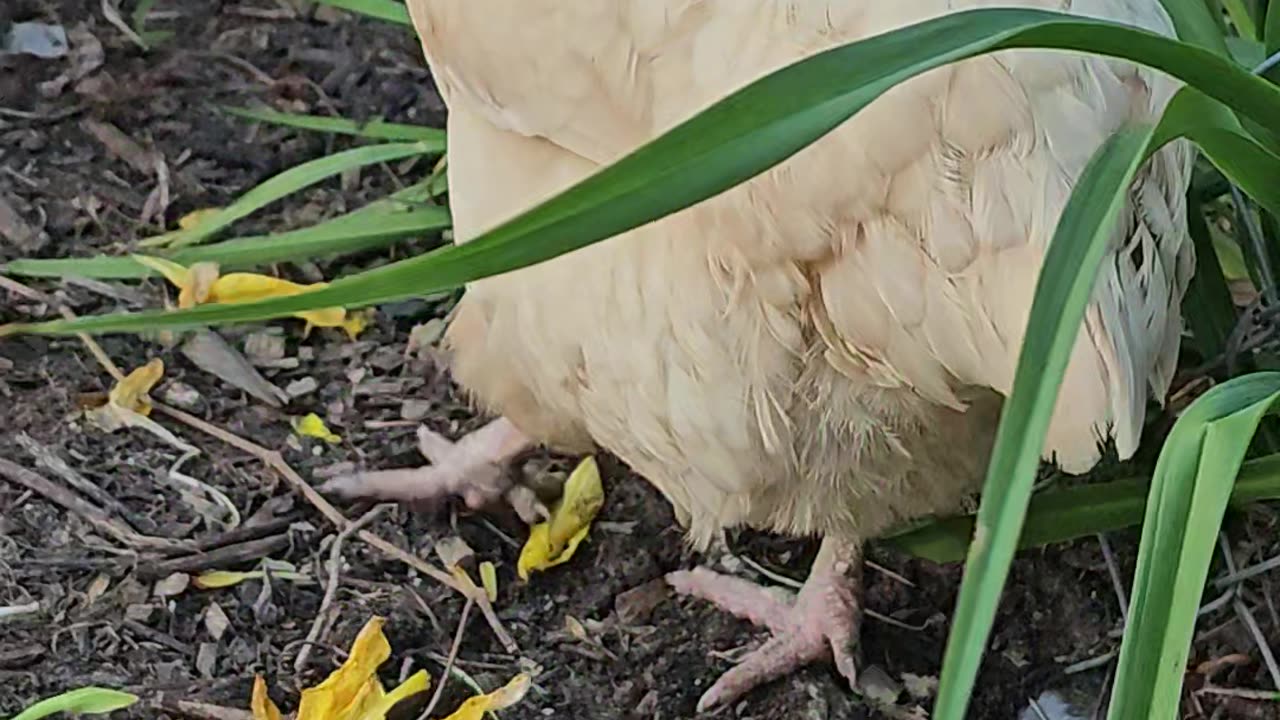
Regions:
[[2, 2, 1279, 719]]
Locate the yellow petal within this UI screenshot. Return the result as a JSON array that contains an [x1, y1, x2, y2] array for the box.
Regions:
[[517, 456, 603, 580], [252, 675, 283, 720], [179, 207, 223, 230], [108, 358, 164, 415], [439, 674, 531, 720], [355, 670, 431, 720], [479, 562, 498, 603], [133, 254, 191, 289], [209, 273, 363, 337], [294, 413, 341, 444], [210, 272, 313, 303], [297, 617, 392, 720]]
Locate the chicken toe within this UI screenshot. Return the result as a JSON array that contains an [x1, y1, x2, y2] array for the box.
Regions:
[[320, 417, 545, 520], [666, 537, 861, 712]]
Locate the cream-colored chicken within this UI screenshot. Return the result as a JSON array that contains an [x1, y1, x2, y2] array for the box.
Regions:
[[326, 0, 1193, 710]]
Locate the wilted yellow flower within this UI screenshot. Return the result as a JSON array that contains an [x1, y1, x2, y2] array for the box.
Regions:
[[107, 358, 165, 416], [250, 616, 430, 720], [294, 413, 341, 444], [518, 456, 604, 580], [133, 255, 369, 338]]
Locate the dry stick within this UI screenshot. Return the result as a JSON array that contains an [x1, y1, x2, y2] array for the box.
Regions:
[[1097, 532, 1129, 623], [0, 457, 191, 553], [1235, 597, 1280, 691], [140, 534, 292, 580], [153, 403, 519, 654], [418, 597, 475, 720], [295, 504, 391, 673]]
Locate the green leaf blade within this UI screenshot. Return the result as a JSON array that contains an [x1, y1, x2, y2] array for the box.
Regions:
[[10, 687, 139, 720]]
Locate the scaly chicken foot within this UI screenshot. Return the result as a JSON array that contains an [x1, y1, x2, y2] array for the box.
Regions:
[[320, 417, 548, 523], [666, 536, 861, 712]]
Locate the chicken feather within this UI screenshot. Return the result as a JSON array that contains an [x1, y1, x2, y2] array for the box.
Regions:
[[410, 0, 1191, 542]]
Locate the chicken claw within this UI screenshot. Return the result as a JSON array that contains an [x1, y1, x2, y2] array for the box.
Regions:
[[666, 537, 861, 712], [320, 417, 547, 523]]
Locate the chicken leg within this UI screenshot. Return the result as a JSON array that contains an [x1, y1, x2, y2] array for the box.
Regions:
[[666, 536, 861, 712], [320, 417, 548, 523]]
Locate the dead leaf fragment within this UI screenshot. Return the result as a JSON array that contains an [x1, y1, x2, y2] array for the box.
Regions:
[[181, 330, 289, 408], [154, 572, 190, 597], [204, 602, 231, 641]]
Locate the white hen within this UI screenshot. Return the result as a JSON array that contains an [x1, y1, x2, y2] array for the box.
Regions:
[[329, 0, 1193, 710]]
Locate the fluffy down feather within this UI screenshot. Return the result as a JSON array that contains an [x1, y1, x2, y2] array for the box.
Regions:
[[409, 0, 1193, 548]]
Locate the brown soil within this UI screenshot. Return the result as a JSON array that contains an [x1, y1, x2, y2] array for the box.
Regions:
[[2, 3, 1278, 719]]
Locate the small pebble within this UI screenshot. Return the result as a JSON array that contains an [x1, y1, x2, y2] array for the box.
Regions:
[[244, 331, 286, 362], [162, 381, 201, 410], [286, 376, 319, 397], [401, 399, 432, 421]]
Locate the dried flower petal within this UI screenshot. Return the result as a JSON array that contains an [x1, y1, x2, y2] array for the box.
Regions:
[[294, 413, 341, 444], [439, 673, 531, 720], [518, 456, 604, 580]]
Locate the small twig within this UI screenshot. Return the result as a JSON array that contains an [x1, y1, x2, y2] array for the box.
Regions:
[[1097, 533, 1129, 623], [295, 505, 390, 673], [1027, 697, 1052, 720], [1196, 686, 1280, 701], [738, 554, 803, 590], [865, 608, 930, 632], [151, 698, 254, 720], [139, 534, 291, 580], [0, 457, 190, 553], [418, 597, 475, 720], [1063, 648, 1118, 675], [0, 602, 41, 621], [195, 513, 301, 552], [1235, 597, 1280, 691], [121, 618, 189, 653], [865, 559, 915, 588], [1213, 551, 1280, 589], [100, 0, 148, 49]]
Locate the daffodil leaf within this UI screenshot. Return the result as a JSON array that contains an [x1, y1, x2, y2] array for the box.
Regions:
[[11, 687, 139, 720]]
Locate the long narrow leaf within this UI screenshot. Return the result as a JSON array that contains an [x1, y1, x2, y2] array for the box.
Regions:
[[2, 207, 449, 280], [10, 688, 138, 720], [311, 0, 410, 25], [221, 106, 444, 144], [1159, 0, 1233, 52], [884, 451, 1280, 563], [934, 124, 1160, 720], [7, 8, 1280, 338], [147, 141, 439, 249], [1108, 373, 1280, 719]]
